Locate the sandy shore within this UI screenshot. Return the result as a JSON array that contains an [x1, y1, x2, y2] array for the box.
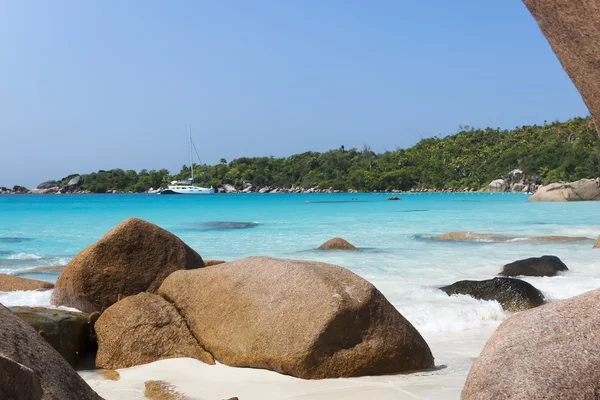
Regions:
[[80, 324, 498, 400]]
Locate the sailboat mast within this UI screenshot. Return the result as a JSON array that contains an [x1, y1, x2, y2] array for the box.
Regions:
[[189, 126, 194, 184]]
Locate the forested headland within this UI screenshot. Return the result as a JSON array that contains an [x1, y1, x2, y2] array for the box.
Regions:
[[9, 116, 600, 193]]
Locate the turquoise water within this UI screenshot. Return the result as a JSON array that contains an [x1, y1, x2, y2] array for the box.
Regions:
[[2, 192, 600, 332]]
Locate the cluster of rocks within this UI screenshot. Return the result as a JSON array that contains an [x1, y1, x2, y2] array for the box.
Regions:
[[0, 186, 29, 194], [486, 169, 540, 193], [439, 255, 568, 313], [529, 178, 600, 201], [218, 183, 367, 194], [29, 176, 88, 194], [0, 219, 436, 398]]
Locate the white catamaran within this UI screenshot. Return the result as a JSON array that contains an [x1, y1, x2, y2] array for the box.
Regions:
[[160, 127, 215, 195]]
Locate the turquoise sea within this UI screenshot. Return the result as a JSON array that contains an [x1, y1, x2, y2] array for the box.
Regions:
[[1, 192, 600, 333]]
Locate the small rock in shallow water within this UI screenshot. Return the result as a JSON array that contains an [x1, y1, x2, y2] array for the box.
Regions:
[[317, 237, 358, 250], [440, 277, 545, 312], [499, 255, 568, 277], [194, 221, 259, 230]]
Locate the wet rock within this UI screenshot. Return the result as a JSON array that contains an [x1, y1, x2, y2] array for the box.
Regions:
[[499, 255, 568, 277], [463, 288, 600, 399], [0, 354, 43, 400], [0, 274, 54, 292], [159, 256, 434, 379], [21, 265, 65, 274], [51, 218, 204, 312], [387, 196, 401, 200], [528, 179, 600, 202], [523, 0, 600, 136], [317, 237, 358, 250], [95, 293, 214, 369], [10, 306, 95, 369], [0, 304, 102, 399], [434, 231, 591, 243], [440, 277, 545, 312]]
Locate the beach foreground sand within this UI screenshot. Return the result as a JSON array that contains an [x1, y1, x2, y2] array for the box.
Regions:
[[80, 325, 498, 400]]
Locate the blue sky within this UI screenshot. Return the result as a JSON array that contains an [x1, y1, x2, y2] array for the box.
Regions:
[[0, 1, 589, 188]]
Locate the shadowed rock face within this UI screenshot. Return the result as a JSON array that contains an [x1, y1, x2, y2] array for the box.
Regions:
[[0, 355, 43, 400], [523, 0, 600, 135], [440, 277, 546, 312], [499, 255, 568, 277], [159, 256, 434, 379], [10, 307, 95, 369], [0, 304, 102, 399], [463, 288, 600, 399]]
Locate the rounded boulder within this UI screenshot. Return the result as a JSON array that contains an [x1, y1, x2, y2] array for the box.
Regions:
[[158, 256, 434, 379], [317, 237, 358, 251], [51, 218, 204, 312], [499, 255, 568, 277], [95, 292, 214, 369]]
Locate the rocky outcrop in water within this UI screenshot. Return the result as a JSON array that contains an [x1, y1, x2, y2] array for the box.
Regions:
[[158, 256, 434, 379], [51, 218, 205, 312], [95, 293, 214, 369], [0, 274, 54, 292], [10, 307, 96, 369], [523, 0, 600, 137], [463, 288, 600, 399], [499, 255, 568, 277], [528, 179, 600, 201], [440, 277, 545, 312], [317, 237, 358, 251], [434, 231, 592, 243], [0, 304, 102, 399]]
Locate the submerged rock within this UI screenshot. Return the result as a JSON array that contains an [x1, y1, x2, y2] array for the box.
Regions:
[[51, 218, 204, 312], [0, 354, 43, 400], [433, 231, 591, 243], [499, 255, 568, 277], [0, 274, 54, 292], [21, 265, 65, 274], [159, 256, 434, 379], [463, 288, 600, 399], [317, 237, 358, 251], [440, 277, 545, 312], [0, 304, 101, 399], [387, 196, 401, 200], [194, 221, 259, 230], [10, 306, 95, 369], [528, 179, 600, 202], [95, 293, 214, 369]]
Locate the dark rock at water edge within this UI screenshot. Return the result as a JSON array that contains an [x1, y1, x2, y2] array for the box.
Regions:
[[499, 255, 568, 277], [194, 221, 259, 230], [440, 277, 545, 312], [10, 306, 97, 369], [387, 196, 401, 200], [0, 304, 102, 399]]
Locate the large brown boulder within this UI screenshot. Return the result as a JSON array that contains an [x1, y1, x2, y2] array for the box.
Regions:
[[0, 274, 54, 292], [95, 292, 214, 369], [440, 277, 545, 312], [51, 218, 204, 312], [0, 304, 102, 399], [10, 307, 95, 369], [0, 354, 43, 400], [463, 288, 600, 399], [523, 0, 600, 136], [159, 256, 434, 379], [317, 237, 358, 250], [528, 179, 600, 202]]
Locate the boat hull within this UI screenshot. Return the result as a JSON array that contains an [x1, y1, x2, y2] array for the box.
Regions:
[[160, 186, 215, 195]]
